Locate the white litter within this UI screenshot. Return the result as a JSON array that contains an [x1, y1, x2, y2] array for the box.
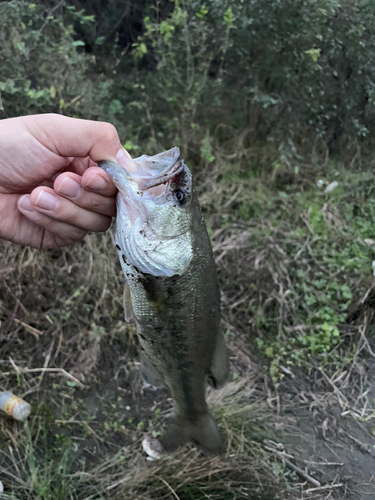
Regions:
[[142, 436, 163, 461], [0, 480, 3, 493], [0, 392, 31, 422], [324, 181, 339, 193]]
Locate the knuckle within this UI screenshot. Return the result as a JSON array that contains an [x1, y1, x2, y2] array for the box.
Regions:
[[82, 193, 115, 215], [98, 216, 112, 232], [57, 228, 87, 247], [100, 122, 119, 145], [87, 196, 104, 211], [58, 201, 82, 225], [89, 215, 111, 233]]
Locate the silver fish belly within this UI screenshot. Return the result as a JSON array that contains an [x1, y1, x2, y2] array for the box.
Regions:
[[100, 147, 229, 454]]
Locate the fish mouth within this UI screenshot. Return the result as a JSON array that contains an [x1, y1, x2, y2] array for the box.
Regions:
[[99, 148, 193, 277], [132, 147, 184, 191], [99, 147, 184, 194]]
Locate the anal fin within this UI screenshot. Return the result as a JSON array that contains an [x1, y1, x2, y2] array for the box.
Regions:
[[123, 282, 134, 322]]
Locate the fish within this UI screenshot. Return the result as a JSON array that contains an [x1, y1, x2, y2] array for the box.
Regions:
[[99, 147, 229, 454]]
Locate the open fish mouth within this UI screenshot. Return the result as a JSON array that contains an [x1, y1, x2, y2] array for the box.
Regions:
[[99, 147, 184, 194], [132, 147, 184, 191], [99, 147, 194, 277]]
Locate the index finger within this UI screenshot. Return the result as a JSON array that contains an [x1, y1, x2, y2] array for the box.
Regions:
[[20, 114, 136, 172]]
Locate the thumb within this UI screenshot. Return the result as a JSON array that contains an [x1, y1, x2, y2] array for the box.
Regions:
[[21, 114, 136, 172]]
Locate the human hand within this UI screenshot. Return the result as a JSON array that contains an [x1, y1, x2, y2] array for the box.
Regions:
[[0, 114, 135, 249]]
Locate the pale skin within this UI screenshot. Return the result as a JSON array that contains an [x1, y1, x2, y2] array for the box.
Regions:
[[0, 113, 135, 249]]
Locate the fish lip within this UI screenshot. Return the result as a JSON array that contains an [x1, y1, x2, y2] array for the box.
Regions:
[[137, 160, 184, 191], [98, 159, 133, 186], [99, 147, 183, 193]]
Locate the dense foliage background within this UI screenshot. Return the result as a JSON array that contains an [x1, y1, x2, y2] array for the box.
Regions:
[[1, 0, 375, 154]]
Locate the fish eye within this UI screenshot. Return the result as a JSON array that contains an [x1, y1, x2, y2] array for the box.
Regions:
[[174, 189, 187, 205]]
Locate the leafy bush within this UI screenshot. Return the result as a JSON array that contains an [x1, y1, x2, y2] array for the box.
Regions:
[[123, 0, 375, 149], [0, 1, 126, 134], [2, 0, 375, 150]]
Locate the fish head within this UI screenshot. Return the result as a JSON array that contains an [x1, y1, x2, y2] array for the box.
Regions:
[[99, 147, 194, 277]]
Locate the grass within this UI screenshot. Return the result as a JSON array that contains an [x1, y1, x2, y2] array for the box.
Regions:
[[205, 144, 375, 383], [1, 139, 375, 499], [0, 376, 286, 500]]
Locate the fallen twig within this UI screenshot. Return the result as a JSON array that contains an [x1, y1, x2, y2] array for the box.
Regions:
[[13, 319, 43, 337], [2, 362, 85, 388], [305, 483, 343, 493], [264, 442, 321, 488]]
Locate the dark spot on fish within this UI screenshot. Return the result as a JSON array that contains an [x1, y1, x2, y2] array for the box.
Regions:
[[138, 274, 159, 303], [207, 374, 218, 389], [170, 168, 191, 204], [121, 255, 141, 274], [116, 244, 121, 250]]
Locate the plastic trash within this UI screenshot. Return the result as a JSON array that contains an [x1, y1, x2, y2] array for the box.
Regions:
[[142, 436, 163, 461], [0, 391, 31, 421], [324, 181, 339, 193], [0, 480, 3, 493]]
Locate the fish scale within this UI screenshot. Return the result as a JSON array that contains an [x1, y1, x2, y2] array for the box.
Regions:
[[100, 147, 229, 454]]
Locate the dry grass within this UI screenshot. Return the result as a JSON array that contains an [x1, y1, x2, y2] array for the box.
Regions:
[[1, 143, 375, 499]]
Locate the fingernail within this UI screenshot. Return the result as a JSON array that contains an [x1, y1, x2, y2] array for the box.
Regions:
[[116, 147, 136, 173], [58, 177, 81, 197], [19, 195, 34, 212], [85, 175, 107, 191], [35, 190, 59, 211]]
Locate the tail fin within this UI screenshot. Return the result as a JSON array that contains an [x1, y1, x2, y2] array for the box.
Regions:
[[159, 413, 225, 455]]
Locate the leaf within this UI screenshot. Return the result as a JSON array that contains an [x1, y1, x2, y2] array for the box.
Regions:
[[305, 48, 321, 63], [95, 36, 105, 45], [223, 7, 234, 29], [196, 5, 208, 19]]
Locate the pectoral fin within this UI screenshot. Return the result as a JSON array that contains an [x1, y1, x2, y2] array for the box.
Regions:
[[140, 350, 164, 388], [123, 282, 134, 322], [208, 330, 230, 388]]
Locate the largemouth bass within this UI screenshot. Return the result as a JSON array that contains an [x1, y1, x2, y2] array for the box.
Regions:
[[99, 147, 229, 454]]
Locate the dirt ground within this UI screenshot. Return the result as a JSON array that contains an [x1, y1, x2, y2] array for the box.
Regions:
[[272, 380, 375, 499], [2, 160, 375, 499], [71, 347, 375, 499], [1, 310, 375, 499]]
